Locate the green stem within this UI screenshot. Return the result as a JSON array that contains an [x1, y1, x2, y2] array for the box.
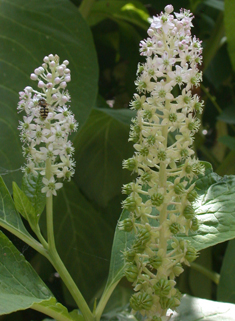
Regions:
[[79, 0, 95, 19], [47, 249, 94, 321], [190, 262, 220, 285], [95, 281, 119, 321], [44, 159, 94, 321], [0, 223, 49, 258]]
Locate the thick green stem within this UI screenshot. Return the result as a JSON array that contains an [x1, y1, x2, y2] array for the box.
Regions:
[[48, 249, 94, 321], [190, 262, 220, 285]]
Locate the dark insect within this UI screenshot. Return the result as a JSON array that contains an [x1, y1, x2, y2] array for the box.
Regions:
[[38, 98, 49, 119]]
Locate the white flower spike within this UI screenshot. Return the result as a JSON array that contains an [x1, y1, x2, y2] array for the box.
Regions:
[[121, 5, 204, 320], [18, 54, 78, 196]]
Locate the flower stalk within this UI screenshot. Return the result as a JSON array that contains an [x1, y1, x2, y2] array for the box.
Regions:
[[17, 55, 94, 321], [121, 5, 204, 320]]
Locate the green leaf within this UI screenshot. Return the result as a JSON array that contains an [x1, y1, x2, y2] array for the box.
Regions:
[[13, 181, 37, 226], [87, 0, 149, 29], [21, 173, 46, 218], [218, 135, 235, 150], [100, 294, 235, 321], [105, 209, 135, 289], [217, 238, 235, 303], [204, 0, 224, 11], [0, 0, 98, 190], [0, 176, 34, 241], [171, 294, 235, 321], [106, 171, 235, 290], [217, 105, 235, 124], [73, 108, 134, 207], [32, 297, 77, 321], [185, 175, 235, 251], [0, 230, 52, 315], [225, 0, 235, 71], [52, 181, 115, 302]]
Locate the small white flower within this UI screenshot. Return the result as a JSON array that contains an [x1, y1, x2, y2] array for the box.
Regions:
[[41, 177, 63, 197]]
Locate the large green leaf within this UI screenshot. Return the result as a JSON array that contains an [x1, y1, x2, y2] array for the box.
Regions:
[[0, 230, 52, 315], [105, 171, 235, 290], [0, 0, 98, 190], [225, 0, 235, 70], [87, 0, 149, 29], [171, 295, 235, 321], [53, 180, 115, 302], [73, 108, 134, 207], [186, 174, 235, 250], [217, 238, 235, 303], [100, 294, 235, 321]]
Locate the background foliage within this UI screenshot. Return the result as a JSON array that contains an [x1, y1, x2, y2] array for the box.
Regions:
[[1, 0, 235, 320]]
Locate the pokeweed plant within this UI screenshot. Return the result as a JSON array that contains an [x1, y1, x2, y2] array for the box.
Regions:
[[119, 4, 204, 320], [1, 4, 235, 321]]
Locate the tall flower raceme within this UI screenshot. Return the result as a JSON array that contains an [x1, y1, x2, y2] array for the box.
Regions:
[[120, 5, 204, 321], [17, 54, 78, 197]]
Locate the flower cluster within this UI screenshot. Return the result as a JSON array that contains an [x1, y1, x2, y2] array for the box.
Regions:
[[120, 5, 204, 321], [17, 54, 78, 197]]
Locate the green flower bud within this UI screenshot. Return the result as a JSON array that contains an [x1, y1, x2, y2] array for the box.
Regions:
[[122, 196, 137, 212], [130, 292, 153, 311], [140, 146, 149, 156], [141, 171, 151, 183], [187, 189, 198, 202], [160, 295, 181, 310], [151, 193, 164, 206], [159, 296, 173, 310], [131, 125, 141, 142], [183, 205, 195, 219], [185, 246, 198, 263], [137, 228, 151, 244], [125, 263, 139, 282], [123, 249, 136, 262], [143, 109, 153, 120], [122, 183, 133, 195], [174, 183, 185, 195], [154, 278, 171, 296], [118, 218, 134, 232], [180, 148, 189, 158], [122, 158, 137, 171], [132, 239, 146, 253], [147, 135, 156, 145], [169, 113, 177, 122], [191, 217, 199, 231], [149, 255, 162, 269], [157, 150, 167, 161], [169, 222, 181, 235]]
